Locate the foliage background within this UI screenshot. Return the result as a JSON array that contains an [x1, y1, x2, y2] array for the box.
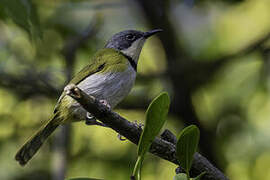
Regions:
[[0, 0, 270, 180]]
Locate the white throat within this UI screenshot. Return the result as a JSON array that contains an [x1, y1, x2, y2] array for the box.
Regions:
[[120, 38, 145, 63]]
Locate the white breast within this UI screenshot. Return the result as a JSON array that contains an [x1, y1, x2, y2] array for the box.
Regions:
[[77, 64, 136, 108]]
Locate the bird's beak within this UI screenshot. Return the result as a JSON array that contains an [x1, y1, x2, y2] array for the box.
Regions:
[[143, 29, 163, 38]]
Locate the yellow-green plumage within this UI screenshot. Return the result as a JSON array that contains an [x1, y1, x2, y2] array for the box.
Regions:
[[15, 29, 161, 166], [15, 113, 60, 166], [55, 48, 130, 123], [15, 48, 132, 165], [69, 48, 128, 85]]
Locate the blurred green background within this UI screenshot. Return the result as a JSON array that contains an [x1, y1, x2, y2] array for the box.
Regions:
[[0, 0, 270, 180]]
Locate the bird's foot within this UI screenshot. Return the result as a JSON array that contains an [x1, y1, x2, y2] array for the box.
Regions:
[[99, 99, 111, 110], [84, 99, 110, 127], [85, 112, 107, 127]]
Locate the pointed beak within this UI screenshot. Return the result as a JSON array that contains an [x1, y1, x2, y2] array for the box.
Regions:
[[143, 29, 163, 38]]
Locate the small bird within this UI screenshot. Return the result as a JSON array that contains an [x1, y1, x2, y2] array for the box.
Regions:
[[15, 29, 162, 166]]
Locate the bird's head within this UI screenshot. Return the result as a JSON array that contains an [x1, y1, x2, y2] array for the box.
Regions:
[[105, 29, 162, 63]]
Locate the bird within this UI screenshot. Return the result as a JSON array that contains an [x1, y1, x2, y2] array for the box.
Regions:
[[15, 29, 163, 166]]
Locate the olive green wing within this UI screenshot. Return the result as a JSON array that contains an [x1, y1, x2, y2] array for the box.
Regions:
[[69, 61, 105, 85], [53, 48, 125, 113], [53, 50, 107, 113], [69, 48, 126, 84]]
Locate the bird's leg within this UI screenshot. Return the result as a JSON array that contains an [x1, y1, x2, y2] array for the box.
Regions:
[[85, 99, 110, 127], [85, 112, 106, 126], [99, 99, 111, 110]]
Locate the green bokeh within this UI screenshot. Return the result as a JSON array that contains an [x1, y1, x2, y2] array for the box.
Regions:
[[0, 0, 270, 180]]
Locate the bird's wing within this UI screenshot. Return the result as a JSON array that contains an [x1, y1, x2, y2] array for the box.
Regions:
[[70, 48, 126, 84], [53, 48, 125, 113]]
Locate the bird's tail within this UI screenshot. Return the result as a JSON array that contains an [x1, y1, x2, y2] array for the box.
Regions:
[[15, 114, 60, 166]]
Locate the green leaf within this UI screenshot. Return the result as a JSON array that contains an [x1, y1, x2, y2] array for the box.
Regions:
[[173, 173, 188, 180], [138, 92, 170, 156], [132, 92, 170, 180], [0, 0, 42, 39], [192, 172, 206, 180], [65, 178, 103, 180], [176, 125, 200, 174]]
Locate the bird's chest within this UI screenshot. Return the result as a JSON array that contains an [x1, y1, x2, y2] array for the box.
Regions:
[[77, 66, 136, 107]]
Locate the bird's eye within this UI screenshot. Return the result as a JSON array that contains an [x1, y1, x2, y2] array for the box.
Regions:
[[126, 34, 135, 41]]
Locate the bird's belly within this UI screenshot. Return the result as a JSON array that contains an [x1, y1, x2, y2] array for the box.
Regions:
[[77, 67, 136, 108]]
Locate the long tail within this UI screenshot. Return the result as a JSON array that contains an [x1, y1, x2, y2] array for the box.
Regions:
[[15, 114, 60, 166]]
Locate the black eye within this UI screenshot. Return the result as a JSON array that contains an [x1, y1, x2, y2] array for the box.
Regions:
[[126, 34, 135, 41]]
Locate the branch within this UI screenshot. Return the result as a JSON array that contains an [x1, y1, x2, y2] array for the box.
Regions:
[[132, 0, 221, 164], [133, 0, 270, 167], [65, 84, 229, 180]]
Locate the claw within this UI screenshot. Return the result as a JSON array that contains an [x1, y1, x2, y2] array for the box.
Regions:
[[85, 112, 107, 127], [85, 112, 97, 125], [86, 112, 95, 119], [99, 99, 111, 110]]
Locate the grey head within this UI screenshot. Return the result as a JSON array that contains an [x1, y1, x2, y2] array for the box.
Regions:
[[105, 29, 162, 63]]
